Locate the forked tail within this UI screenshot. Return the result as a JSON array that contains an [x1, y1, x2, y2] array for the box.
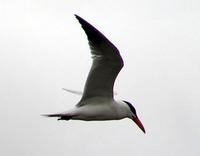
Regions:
[[42, 113, 72, 120]]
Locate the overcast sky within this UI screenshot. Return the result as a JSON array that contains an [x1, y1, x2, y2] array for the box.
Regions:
[[1, 0, 200, 156]]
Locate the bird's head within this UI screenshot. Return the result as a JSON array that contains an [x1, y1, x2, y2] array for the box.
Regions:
[[123, 101, 146, 133]]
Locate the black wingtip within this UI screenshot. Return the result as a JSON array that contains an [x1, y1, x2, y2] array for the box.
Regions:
[[74, 14, 84, 23], [73, 14, 123, 65], [74, 14, 79, 19], [74, 14, 90, 28], [74, 14, 108, 45]]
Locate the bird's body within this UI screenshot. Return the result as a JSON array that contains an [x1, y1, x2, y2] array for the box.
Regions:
[[44, 15, 145, 133], [56, 99, 130, 121]]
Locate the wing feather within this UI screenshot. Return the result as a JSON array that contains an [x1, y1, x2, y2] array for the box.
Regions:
[[75, 15, 124, 104]]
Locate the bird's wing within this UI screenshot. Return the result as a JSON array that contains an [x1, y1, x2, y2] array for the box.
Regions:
[[63, 88, 118, 96], [62, 88, 83, 95], [75, 15, 124, 105]]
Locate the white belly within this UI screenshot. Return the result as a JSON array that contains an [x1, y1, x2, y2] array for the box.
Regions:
[[70, 104, 124, 121]]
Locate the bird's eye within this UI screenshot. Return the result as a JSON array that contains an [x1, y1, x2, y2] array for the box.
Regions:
[[123, 100, 137, 115]]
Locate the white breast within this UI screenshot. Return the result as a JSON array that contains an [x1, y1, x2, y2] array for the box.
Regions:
[[69, 99, 130, 121]]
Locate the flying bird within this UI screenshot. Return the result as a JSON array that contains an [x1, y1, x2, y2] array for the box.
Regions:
[[44, 15, 145, 133]]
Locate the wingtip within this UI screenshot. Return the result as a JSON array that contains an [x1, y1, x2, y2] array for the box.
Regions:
[[74, 14, 92, 28], [74, 14, 78, 18], [74, 14, 82, 22]]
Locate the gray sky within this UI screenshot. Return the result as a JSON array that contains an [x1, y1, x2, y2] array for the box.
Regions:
[[1, 0, 200, 155]]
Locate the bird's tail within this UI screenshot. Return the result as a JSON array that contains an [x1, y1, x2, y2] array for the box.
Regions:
[[42, 113, 62, 117], [42, 113, 72, 120]]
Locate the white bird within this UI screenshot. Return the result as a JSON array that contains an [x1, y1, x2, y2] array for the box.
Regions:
[[44, 15, 145, 133]]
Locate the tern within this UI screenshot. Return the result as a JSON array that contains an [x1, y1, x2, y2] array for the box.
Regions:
[[44, 15, 145, 133]]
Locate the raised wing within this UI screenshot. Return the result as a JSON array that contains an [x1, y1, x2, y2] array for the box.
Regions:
[[75, 15, 124, 102]]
